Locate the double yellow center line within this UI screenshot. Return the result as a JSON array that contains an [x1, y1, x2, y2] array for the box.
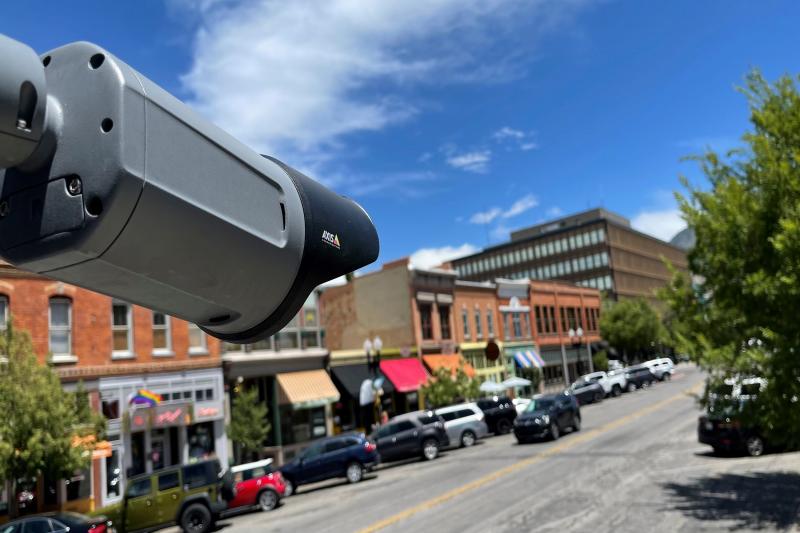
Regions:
[[358, 382, 703, 533]]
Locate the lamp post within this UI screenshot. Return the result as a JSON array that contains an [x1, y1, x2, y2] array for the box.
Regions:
[[569, 327, 593, 374]]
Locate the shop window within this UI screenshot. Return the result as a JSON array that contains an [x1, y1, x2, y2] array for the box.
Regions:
[[49, 297, 72, 357], [301, 331, 320, 348], [188, 323, 207, 354], [474, 308, 482, 339], [112, 302, 133, 355], [104, 444, 121, 500], [66, 469, 91, 501], [152, 312, 172, 354], [276, 330, 299, 350], [439, 305, 451, 340], [102, 398, 120, 420], [188, 421, 216, 462]]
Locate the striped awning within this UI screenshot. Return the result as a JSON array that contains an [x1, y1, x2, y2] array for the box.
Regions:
[[277, 370, 340, 409], [513, 350, 545, 369]]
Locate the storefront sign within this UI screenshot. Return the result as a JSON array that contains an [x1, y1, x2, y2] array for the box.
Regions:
[[195, 405, 222, 422], [153, 402, 192, 428]]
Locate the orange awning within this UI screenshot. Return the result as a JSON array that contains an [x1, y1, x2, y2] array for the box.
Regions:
[[422, 354, 476, 378]]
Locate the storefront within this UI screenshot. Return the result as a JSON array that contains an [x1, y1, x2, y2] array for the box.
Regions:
[[379, 358, 430, 415], [460, 342, 507, 384], [329, 363, 395, 432], [538, 346, 588, 388], [276, 369, 340, 456], [96, 367, 227, 508]]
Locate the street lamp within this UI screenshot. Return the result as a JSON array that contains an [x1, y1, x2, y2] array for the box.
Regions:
[[569, 327, 594, 374]]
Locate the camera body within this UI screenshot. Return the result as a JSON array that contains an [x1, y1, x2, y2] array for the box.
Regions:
[[0, 36, 379, 342]]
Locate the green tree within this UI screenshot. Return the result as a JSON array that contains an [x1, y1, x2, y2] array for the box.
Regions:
[[592, 350, 609, 372], [0, 322, 104, 518], [228, 386, 269, 463], [421, 364, 480, 408], [661, 71, 800, 448], [599, 298, 663, 363]]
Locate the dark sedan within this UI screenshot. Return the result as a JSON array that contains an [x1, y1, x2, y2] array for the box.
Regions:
[[624, 366, 657, 391], [568, 378, 605, 405], [514, 393, 581, 443], [1, 512, 114, 533]]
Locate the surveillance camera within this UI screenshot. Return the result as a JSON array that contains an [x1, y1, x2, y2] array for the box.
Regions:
[[0, 34, 379, 343]]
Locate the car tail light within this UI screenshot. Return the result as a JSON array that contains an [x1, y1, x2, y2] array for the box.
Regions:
[[90, 523, 107, 533], [364, 441, 377, 453]]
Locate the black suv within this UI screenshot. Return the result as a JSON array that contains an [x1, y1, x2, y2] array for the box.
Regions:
[[514, 393, 581, 443], [624, 366, 656, 391], [477, 396, 517, 435], [279, 433, 380, 496], [370, 411, 450, 462]]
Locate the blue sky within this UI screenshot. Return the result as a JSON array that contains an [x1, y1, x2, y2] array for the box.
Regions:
[[4, 1, 800, 273]]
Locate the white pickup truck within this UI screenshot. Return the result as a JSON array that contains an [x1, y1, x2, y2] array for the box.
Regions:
[[581, 370, 628, 397]]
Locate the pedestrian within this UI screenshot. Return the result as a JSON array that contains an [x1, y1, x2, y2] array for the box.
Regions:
[[380, 410, 389, 425]]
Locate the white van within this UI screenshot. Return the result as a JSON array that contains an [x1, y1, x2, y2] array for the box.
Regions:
[[642, 358, 675, 381], [434, 402, 490, 448]]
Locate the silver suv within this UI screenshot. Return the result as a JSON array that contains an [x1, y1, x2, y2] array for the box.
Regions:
[[434, 402, 490, 448]]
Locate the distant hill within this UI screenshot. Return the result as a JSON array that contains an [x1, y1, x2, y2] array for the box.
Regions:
[[670, 227, 695, 251]]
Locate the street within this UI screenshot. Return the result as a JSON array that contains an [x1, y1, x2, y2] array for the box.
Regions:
[[200, 365, 800, 532]]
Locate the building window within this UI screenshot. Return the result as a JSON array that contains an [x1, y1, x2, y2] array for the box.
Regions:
[[578, 256, 587, 271], [560, 307, 568, 332], [49, 297, 72, 358], [512, 313, 522, 338], [188, 323, 208, 354], [420, 304, 433, 340], [474, 308, 482, 339], [111, 302, 133, 356], [461, 308, 470, 340], [0, 295, 7, 332], [535, 306, 544, 335], [486, 309, 495, 338], [439, 305, 451, 340], [152, 312, 172, 355], [276, 330, 299, 350]]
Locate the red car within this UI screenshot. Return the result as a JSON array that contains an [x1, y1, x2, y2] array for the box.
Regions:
[[228, 459, 286, 512]]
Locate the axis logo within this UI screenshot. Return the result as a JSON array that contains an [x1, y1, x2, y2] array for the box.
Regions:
[[322, 230, 341, 249]]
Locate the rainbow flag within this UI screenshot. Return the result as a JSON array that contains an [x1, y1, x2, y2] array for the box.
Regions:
[[129, 389, 162, 407]]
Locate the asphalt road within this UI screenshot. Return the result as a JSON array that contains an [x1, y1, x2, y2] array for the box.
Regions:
[[203, 365, 800, 532]]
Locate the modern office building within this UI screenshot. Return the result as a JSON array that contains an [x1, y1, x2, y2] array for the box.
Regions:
[[451, 208, 688, 301]]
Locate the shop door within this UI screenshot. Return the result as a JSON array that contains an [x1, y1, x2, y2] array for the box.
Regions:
[[151, 433, 166, 471]]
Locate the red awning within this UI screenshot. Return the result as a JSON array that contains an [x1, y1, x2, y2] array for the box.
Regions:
[[380, 358, 430, 393]]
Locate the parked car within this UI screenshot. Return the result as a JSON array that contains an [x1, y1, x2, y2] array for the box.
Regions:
[[370, 411, 450, 462], [568, 378, 605, 405], [512, 397, 532, 415], [280, 434, 379, 496], [434, 402, 490, 448], [228, 459, 285, 512], [608, 359, 624, 372], [513, 393, 581, 443], [643, 357, 675, 381], [699, 376, 767, 457], [581, 370, 627, 397], [476, 396, 518, 435], [623, 366, 657, 391], [2, 512, 114, 533], [93, 459, 234, 533]]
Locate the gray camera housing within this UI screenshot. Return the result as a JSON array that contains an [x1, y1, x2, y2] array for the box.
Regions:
[[0, 36, 379, 342]]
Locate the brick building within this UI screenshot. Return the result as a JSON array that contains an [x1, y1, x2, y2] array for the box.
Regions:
[[0, 263, 226, 516], [451, 208, 688, 301]]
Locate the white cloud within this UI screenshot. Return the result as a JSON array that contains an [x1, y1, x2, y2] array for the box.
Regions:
[[631, 208, 686, 242], [469, 207, 503, 224], [546, 206, 563, 217], [409, 243, 478, 270], [520, 142, 539, 151], [469, 194, 538, 224], [504, 194, 539, 218], [446, 150, 492, 173], [493, 127, 525, 140]]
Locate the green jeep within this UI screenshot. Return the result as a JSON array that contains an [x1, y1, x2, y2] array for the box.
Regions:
[[95, 460, 235, 533]]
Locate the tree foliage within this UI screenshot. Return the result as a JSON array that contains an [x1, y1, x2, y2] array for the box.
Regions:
[[228, 386, 269, 462], [599, 298, 663, 362], [660, 70, 800, 448], [0, 322, 105, 517], [593, 350, 609, 372], [421, 364, 480, 409]]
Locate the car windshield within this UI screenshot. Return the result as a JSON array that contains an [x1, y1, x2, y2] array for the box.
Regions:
[[526, 399, 555, 412]]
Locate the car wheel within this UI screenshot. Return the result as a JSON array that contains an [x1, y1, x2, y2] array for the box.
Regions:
[[346, 462, 364, 483], [745, 436, 765, 457], [180, 503, 212, 533], [593, 392, 603, 403], [549, 422, 560, 441], [283, 479, 295, 497], [627, 382, 637, 393], [612, 385, 622, 397], [663, 373, 671, 381], [258, 489, 279, 512], [422, 439, 439, 461], [460, 430, 477, 448], [572, 415, 581, 432], [496, 418, 512, 435]]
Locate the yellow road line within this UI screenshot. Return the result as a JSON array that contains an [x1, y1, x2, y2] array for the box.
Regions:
[[358, 382, 704, 533]]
